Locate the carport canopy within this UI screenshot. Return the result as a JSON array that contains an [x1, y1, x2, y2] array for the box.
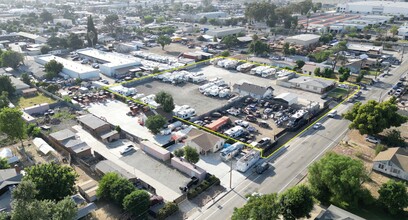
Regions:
[[274, 93, 298, 106]]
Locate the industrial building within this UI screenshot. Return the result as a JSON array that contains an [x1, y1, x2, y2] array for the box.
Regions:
[[398, 23, 408, 39], [206, 27, 245, 38], [35, 55, 100, 80], [329, 15, 393, 33], [337, 1, 408, 17], [76, 48, 141, 77], [196, 11, 228, 20], [284, 34, 320, 47]]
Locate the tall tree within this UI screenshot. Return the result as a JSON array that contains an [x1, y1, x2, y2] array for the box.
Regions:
[[156, 35, 172, 50], [184, 146, 200, 164], [249, 40, 270, 56], [104, 14, 119, 34], [221, 35, 238, 48], [0, 76, 15, 97], [162, 96, 175, 113], [40, 9, 53, 22], [67, 33, 84, 50], [279, 185, 314, 220], [232, 193, 280, 220], [123, 190, 150, 219], [24, 163, 78, 201], [308, 152, 368, 208], [1, 50, 24, 69], [97, 172, 121, 200], [110, 178, 136, 206], [146, 115, 167, 134], [87, 15, 98, 47], [44, 60, 64, 79], [0, 108, 26, 147], [378, 180, 408, 215], [390, 25, 398, 38], [344, 97, 407, 135]]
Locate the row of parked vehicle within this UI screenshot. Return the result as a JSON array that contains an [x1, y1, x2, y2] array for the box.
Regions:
[[198, 78, 231, 98], [154, 70, 206, 84]]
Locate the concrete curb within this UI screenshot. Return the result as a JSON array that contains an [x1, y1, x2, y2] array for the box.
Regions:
[[205, 188, 234, 210]]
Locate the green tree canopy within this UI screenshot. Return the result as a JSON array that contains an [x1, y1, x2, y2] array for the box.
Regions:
[[0, 157, 10, 169], [97, 172, 120, 200], [104, 14, 119, 34], [162, 96, 175, 113], [146, 115, 167, 134], [249, 40, 270, 56], [67, 33, 84, 50], [279, 185, 314, 219], [0, 92, 10, 109], [24, 163, 78, 201], [221, 35, 238, 48], [184, 146, 200, 164], [21, 72, 31, 85], [40, 9, 53, 22], [0, 108, 26, 147], [308, 152, 368, 208], [110, 178, 136, 206], [232, 193, 280, 220], [174, 148, 185, 157], [87, 15, 98, 47], [44, 59, 64, 79], [0, 76, 15, 97], [344, 98, 407, 135], [11, 179, 77, 220], [383, 129, 406, 147], [295, 60, 305, 70], [156, 35, 172, 50], [1, 50, 24, 69], [97, 172, 136, 206], [123, 190, 150, 218], [378, 180, 408, 215]]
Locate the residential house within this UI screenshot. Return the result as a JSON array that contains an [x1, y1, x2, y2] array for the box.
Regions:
[[373, 147, 408, 181], [288, 76, 335, 94], [233, 82, 274, 99], [316, 204, 366, 220], [186, 128, 225, 154], [0, 166, 22, 212]]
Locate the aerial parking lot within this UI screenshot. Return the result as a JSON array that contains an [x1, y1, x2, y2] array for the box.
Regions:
[[134, 80, 229, 115]]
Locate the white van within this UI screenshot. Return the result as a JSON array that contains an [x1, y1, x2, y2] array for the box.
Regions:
[[328, 109, 337, 118]]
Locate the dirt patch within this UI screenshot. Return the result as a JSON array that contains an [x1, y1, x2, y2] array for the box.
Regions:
[[88, 200, 123, 220], [191, 185, 227, 207]]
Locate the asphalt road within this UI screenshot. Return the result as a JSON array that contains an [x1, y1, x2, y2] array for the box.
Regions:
[[189, 59, 408, 220]]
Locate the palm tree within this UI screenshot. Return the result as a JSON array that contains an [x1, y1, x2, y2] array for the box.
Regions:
[[87, 31, 95, 48]]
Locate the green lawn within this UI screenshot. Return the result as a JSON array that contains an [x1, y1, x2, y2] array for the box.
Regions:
[[16, 93, 56, 109], [328, 88, 349, 100]]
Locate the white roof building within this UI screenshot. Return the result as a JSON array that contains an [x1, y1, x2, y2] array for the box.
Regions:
[[285, 34, 320, 47], [76, 48, 141, 77], [337, 1, 408, 16], [35, 55, 100, 80], [207, 27, 245, 38]]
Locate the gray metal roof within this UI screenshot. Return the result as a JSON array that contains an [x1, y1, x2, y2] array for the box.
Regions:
[[50, 129, 76, 141], [316, 205, 366, 220], [78, 114, 109, 130], [95, 160, 136, 180], [233, 82, 274, 96]]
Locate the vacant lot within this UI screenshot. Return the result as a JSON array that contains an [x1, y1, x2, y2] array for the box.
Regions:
[[328, 88, 349, 99], [16, 93, 56, 108]]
